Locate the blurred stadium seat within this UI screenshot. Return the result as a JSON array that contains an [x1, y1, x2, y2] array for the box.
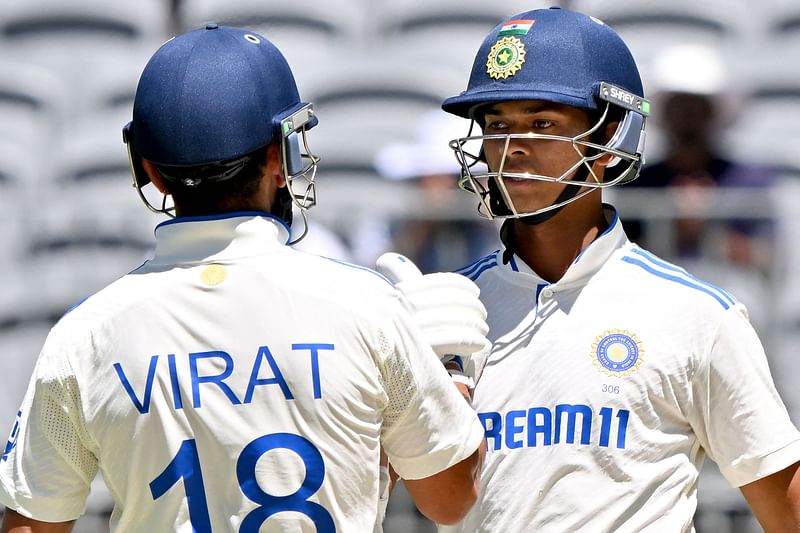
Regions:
[[0, 0, 169, 89], [299, 49, 467, 175], [373, 0, 553, 73], [70, 48, 155, 120], [732, 0, 800, 166], [764, 0, 800, 37], [0, 0, 169, 44], [570, 0, 752, 69], [0, 56, 68, 148], [0, 139, 41, 263], [723, 41, 800, 168], [179, 0, 366, 69], [33, 115, 157, 256]]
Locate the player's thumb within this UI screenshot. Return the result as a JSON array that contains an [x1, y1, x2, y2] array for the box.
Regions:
[[376, 252, 423, 285]]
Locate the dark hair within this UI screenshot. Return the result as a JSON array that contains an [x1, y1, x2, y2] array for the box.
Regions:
[[153, 146, 269, 216]]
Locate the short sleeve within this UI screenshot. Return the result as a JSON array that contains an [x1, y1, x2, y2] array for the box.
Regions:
[[0, 338, 99, 521], [375, 299, 484, 481], [688, 305, 800, 487]]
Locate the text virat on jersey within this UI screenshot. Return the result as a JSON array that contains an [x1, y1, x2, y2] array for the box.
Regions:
[[113, 343, 334, 413]]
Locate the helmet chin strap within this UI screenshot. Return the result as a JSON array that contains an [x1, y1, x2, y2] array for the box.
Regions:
[[271, 184, 314, 246], [490, 161, 593, 226], [497, 163, 593, 265], [270, 185, 294, 227]]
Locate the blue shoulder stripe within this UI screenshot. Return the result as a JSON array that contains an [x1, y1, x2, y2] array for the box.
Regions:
[[320, 257, 394, 286], [628, 248, 735, 305], [456, 252, 498, 277], [468, 260, 498, 281], [621, 256, 730, 309]]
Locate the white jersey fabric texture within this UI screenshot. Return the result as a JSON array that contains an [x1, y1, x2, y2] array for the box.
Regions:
[[442, 205, 800, 533], [0, 213, 484, 532]]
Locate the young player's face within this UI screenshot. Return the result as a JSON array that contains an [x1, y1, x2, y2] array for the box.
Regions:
[[482, 100, 596, 215]]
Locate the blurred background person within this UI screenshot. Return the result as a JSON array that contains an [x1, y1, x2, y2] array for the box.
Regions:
[[622, 43, 779, 334]]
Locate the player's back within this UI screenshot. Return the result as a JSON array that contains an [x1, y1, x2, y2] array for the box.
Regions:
[[46, 215, 405, 532]]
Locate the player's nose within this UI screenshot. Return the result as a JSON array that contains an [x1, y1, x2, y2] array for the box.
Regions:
[[505, 134, 534, 158]]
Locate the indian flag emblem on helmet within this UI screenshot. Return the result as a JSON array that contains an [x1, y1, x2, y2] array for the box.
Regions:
[[486, 36, 526, 80], [498, 19, 534, 36]]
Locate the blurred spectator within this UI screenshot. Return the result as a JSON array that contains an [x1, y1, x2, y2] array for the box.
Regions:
[[353, 109, 499, 273], [620, 44, 781, 335], [625, 44, 777, 276]]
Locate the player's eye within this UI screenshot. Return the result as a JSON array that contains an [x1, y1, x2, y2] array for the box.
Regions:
[[532, 119, 554, 129], [484, 120, 508, 132]]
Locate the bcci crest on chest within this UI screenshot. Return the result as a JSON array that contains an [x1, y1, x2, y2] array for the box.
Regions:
[[591, 330, 644, 377]]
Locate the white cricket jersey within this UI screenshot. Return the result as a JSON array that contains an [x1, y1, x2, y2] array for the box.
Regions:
[[443, 205, 800, 533], [0, 213, 484, 532]]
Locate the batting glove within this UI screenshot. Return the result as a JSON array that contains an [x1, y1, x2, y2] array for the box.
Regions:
[[376, 253, 491, 388]]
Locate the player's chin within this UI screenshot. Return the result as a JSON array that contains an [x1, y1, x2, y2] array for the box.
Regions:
[[506, 186, 562, 211]]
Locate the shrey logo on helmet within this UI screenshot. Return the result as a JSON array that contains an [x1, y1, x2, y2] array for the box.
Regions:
[[442, 7, 651, 221]]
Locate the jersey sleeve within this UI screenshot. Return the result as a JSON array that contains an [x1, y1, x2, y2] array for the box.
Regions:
[[0, 335, 99, 522], [688, 305, 800, 487], [375, 297, 485, 481]]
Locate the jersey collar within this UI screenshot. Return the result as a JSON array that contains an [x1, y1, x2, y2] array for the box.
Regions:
[[148, 211, 291, 265], [500, 204, 628, 288]]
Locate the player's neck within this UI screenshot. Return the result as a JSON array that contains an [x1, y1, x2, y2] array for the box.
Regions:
[[512, 198, 607, 283]]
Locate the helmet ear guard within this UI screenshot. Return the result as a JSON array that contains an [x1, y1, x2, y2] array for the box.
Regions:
[[597, 82, 649, 185], [277, 103, 318, 180], [276, 103, 321, 244], [122, 122, 149, 189], [123, 122, 177, 216]]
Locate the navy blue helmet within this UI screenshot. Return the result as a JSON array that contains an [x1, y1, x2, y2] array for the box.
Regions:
[[123, 24, 319, 218]]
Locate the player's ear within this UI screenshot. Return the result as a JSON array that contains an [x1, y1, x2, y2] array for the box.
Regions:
[[142, 159, 170, 194], [595, 120, 621, 168], [265, 143, 287, 188]]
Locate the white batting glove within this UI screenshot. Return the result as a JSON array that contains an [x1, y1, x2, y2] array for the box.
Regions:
[[376, 253, 491, 388]]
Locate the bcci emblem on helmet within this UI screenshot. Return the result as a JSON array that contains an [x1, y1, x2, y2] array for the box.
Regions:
[[486, 37, 526, 79]]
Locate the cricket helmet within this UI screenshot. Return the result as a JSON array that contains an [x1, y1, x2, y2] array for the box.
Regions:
[[443, 7, 649, 220]]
